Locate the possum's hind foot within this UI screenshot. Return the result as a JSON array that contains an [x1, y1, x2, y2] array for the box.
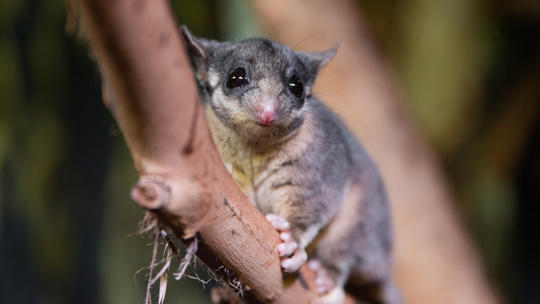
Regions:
[[315, 288, 345, 304], [265, 214, 307, 273], [308, 259, 345, 304], [308, 260, 334, 294]]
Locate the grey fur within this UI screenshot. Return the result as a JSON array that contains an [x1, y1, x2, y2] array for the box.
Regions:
[[182, 26, 401, 304]]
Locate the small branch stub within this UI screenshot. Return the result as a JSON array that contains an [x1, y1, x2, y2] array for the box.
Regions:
[[131, 176, 171, 210]]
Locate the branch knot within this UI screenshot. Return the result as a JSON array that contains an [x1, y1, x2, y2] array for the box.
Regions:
[[131, 176, 171, 210]]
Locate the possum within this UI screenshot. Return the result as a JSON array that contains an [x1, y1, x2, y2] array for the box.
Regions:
[[182, 26, 401, 304]]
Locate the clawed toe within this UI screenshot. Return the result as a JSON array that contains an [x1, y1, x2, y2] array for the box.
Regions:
[[316, 276, 333, 294], [308, 260, 321, 271], [265, 214, 307, 273], [278, 240, 297, 257], [281, 248, 307, 273], [265, 214, 290, 231]]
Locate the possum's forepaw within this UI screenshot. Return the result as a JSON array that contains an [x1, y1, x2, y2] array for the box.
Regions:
[[265, 214, 307, 273]]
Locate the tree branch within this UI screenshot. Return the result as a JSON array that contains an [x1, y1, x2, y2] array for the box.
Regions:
[[71, 0, 352, 303]]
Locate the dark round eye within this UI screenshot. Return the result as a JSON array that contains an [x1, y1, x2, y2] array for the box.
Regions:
[[288, 74, 304, 98], [226, 68, 248, 89]]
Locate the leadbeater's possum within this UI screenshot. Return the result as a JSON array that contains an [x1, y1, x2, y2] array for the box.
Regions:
[[182, 26, 402, 304]]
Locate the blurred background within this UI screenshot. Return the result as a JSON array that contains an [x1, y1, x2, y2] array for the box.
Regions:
[[1, 0, 539, 303]]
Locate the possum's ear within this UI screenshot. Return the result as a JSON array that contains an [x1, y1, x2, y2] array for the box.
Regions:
[[296, 45, 338, 85], [300, 45, 338, 69], [181, 26, 221, 59], [181, 26, 222, 82]]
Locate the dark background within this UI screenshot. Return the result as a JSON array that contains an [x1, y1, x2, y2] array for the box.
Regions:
[[1, 0, 539, 303]]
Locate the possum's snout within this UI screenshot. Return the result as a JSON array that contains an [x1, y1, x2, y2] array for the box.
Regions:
[[254, 98, 280, 126]]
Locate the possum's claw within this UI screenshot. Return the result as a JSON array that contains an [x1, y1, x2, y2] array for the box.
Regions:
[[277, 234, 297, 257], [266, 214, 290, 231], [266, 214, 307, 272], [281, 248, 307, 272]]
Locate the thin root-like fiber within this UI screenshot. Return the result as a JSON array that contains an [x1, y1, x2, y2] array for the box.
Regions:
[[145, 231, 160, 304], [139, 212, 159, 236], [140, 214, 201, 304], [174, 237, 198, 280]]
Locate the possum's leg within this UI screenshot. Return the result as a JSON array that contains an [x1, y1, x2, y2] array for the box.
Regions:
[[265, 214, 308, 273]]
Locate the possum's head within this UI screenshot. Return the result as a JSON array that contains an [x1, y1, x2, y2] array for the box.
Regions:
[[182, 26, 337, 142]]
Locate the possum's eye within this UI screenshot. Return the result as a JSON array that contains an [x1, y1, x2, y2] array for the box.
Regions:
[[226, 68, 248, 89], [288, 74, 304, 98]]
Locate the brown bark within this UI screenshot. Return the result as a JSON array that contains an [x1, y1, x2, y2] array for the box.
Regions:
[[72, 0, 354, 303], [247, 0, 499, 303]]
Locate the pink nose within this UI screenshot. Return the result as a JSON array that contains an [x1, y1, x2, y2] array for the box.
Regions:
[[259, 109, 276, 126], [257, 103, 277, 126]]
